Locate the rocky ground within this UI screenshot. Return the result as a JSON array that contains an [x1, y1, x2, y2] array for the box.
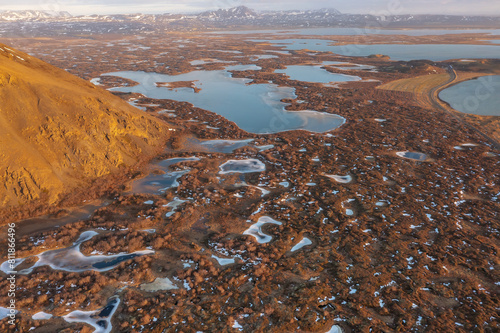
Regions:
[[0, 32, 498, 332]]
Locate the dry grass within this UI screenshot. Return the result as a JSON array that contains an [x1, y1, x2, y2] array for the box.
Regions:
[[377, 73, 450, 108]]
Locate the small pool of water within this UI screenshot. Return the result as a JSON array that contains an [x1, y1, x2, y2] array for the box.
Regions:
[[251, 38, 337, 51], [165, 197, 186, 217], [331, 63, 377, 71], [290, 237, 312, 252], [275, 65, 360, 83], [235, 181, 270, 197], [325, 324, 343, 333], [190, 59, 230, 66], [396, 151, 428, 161], [243, 216, 282, 244], [324, 174, 353, 183], [130, 157, 199, 194], [439, 75, 500, 116], [251, 54, 279, 60], [190, 138, 255, 153], [212, 255, 236, 266], [0, 307, 16, 320], [226, 64, 262, 71], [63, 297, 120, 333], [219, 159, 266, 174], [32, 312, 53, 320], [140, 277, 178, 292], [255, 144, 275, 151]]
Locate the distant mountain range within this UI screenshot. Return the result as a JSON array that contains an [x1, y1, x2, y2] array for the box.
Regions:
[[0, 6, 498, 35], [0, 10, 71, 21]]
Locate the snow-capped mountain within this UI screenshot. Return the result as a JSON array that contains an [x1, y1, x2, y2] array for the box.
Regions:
[[0, 7, 497, 36], [0, 10, 71, 21], [199, 6, 257, 20]]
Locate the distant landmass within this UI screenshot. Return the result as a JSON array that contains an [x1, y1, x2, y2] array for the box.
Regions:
[[0, 6, 498, 36]]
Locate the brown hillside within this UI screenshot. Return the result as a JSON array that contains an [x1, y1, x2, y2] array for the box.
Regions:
[[0, 43, 170, 207]]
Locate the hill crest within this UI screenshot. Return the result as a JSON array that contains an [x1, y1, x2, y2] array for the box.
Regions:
[[0, 43, 170, 207]]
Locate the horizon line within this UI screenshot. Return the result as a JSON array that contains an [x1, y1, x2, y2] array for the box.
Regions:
[[1, 7, 500, 18]]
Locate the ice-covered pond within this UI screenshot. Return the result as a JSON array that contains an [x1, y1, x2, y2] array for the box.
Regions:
[[63, 296, 120, 333], [130, 157, 199, 194], [396, 151, 428, 161], [243, 216, 283, 243], [1, 231, 154, 274], [219, 159, 266, 174]]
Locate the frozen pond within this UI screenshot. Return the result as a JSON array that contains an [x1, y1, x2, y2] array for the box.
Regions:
[[105, 69, 345, 134], [325, 324, 343, 333], [130, 157, 199, 194], [257, 39, 500, 61], [255, 144, 274, 151], [243, 216, 282, 243], [172, 137, 255, 153], [290, 237, 312, 252], [251, 54, 279, 60], [235, 181, 270, 197], [439, 75, 500, 116], [454, 143, 479, 150], [165, 197, 186, 217], [275, 65, 360, 83], [1, 231, 154, 274], [140, 277, 178, 292], [63, 297, 120, 333], [219, 159, 266, 174], [324, 174, 353, 183], [396, 151, 428, 161], [212, 255, 236, 266], [189, 138, 254, 153], [0, 307, 16, 320], [32, 312, 53, 320]]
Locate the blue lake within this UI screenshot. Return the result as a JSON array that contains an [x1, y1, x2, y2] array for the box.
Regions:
[[275, 65, 360, 83], [255, 39, 500, 61], [439, 75, 500, 116], [213, 28, 500, 36], [252, 38, 337, 51], [105, 68, 346, 134]]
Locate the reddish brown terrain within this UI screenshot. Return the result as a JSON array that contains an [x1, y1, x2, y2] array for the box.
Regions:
[[0, 31, 498, 333]]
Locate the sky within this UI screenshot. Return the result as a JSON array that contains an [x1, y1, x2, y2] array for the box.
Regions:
[[1, 0, 498, 16]]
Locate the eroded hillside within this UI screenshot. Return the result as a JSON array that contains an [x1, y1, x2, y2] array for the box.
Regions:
[[0, 44, 170, 207]]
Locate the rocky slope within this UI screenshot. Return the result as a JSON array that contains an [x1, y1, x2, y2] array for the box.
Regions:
[[0, 43, 170, 207]]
